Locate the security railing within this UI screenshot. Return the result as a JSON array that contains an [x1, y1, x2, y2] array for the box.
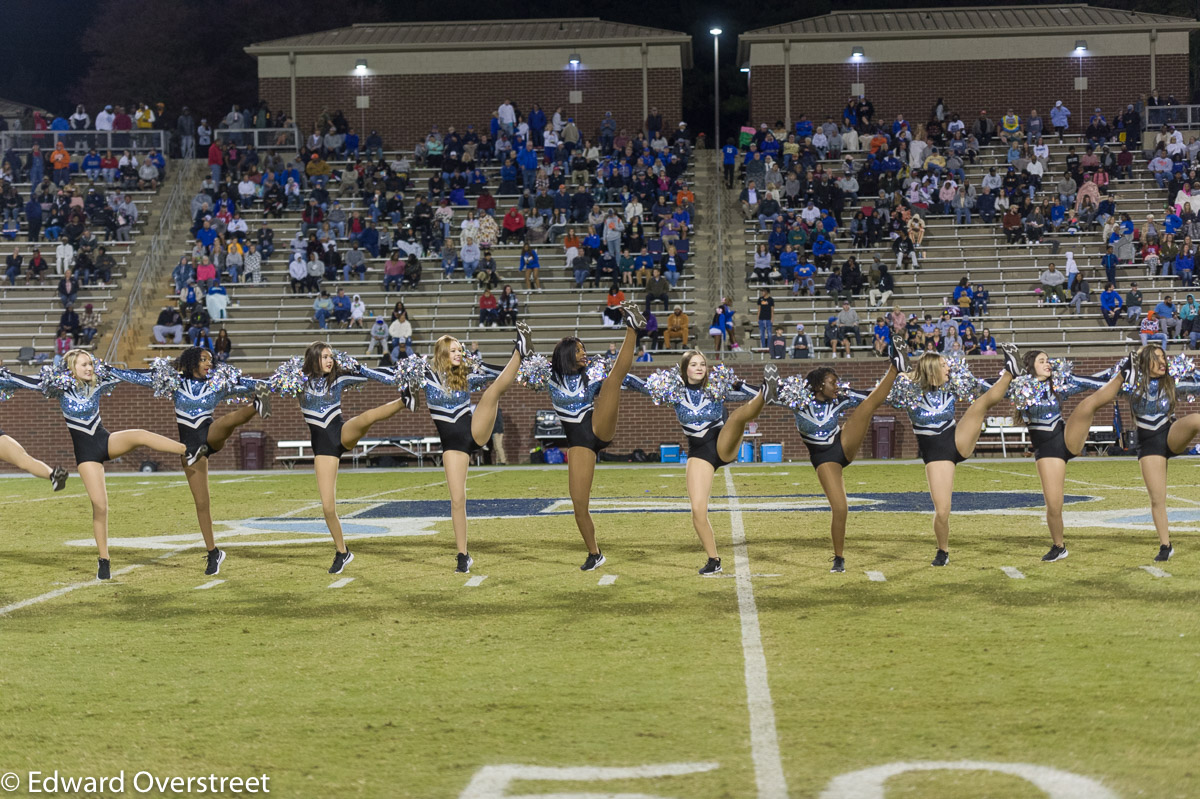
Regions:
[[0, 130, 169, 154], [213, 126, 300, 152]]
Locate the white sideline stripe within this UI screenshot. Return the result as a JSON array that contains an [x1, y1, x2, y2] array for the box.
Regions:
[[1001, 566, 1026, 579], [194, 579, 225, 590], [723, 469, 789, 799], [464, 575, 487, 587], [597, 574, 618, 586], [1141, 565, 1171, 578], [0, 565, 141, 617], [460, 762, 721, 798], [328, 577, 355, 589], [865, 570, 887, 582]]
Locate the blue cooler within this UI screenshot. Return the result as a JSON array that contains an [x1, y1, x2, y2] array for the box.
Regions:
[[737, 441, 755, 463], [660, 444, 681, 463], [761, 444, 783, 463]]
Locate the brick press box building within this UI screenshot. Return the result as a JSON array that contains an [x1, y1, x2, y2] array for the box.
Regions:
[[738, 4, 1199, 131], [246, 18, 691, 149]]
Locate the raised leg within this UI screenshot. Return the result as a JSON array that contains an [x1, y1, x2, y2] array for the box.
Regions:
[[1138, 455, 1172, 547], [183, 458, 216, 550], [77, 461, 110, 560], [955, 372, 1013, 459], [471, 349, 522, 445], [567, 450, 600, 554], [716, 393, 766, 463], [1063, 373, 1124, 455], [1035, 456, 1067, 548], [107, 429, 187, 458], [1166, 412, 1200, 454], [685, 457, 718, 558], [815, 462, 848, 556], [839, 365, 899, 461], [441, 450, 470, 555], [341, 397, 406, 450], [206, 405, 257, 452], [313, 455, 346, 553], [925, 461, 956, 552], [0, 434, 53, 479], [591, 326, 637, 442]]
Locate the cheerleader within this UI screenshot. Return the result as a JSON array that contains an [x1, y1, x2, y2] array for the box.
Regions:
[[7, 350, 191, 580], [0, 367, 68, 491], [1114, 344, 1200, 562], [402, 323, 532, 573], [521, 305, 641, 571], [888, 345, 1020, 566], [123, 348, 272, 575], [781, 340, 906, 572], [630, 352, 779, 575], [272, 342, 409, 574], [1009, 351, 1128, 562]]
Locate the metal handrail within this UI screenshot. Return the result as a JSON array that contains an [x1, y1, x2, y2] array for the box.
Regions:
[[212, 126, 300, 152], [0, 130, 169, 155], [104, 159, 196, 363]]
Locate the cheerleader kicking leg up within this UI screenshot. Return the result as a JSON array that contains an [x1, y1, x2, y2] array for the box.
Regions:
[[0, 434, 67, 490], [953, 344, 1019, 460], [589, 304, 642, 442]]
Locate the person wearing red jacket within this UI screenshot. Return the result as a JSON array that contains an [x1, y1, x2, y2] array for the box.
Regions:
[[207, 141, 224, 185], [500, 206, 526, 244], [478, 288, 500, 327]]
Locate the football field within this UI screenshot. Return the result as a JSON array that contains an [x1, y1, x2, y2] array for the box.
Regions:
[[1, 459, 1197, 798]]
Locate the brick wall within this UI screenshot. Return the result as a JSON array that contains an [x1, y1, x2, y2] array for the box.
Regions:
[[750, 55, 1190, 129], [0, 356, 1173, 472], [260, 68, 683, 151]]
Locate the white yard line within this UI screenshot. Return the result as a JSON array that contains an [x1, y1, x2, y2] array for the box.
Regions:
[[1001, 566, 1026, 579], [865, 571, 887, 582], [724, 468, 789, 799], [328, 577, 355, 589], [194, 579, 225, 590], [0, 565, 142, 617], [1140, 565, 1172, 578], [464, 575, 487, 587], [597, 574, 618, 586]]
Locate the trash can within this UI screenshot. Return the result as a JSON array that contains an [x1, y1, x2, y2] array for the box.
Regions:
[[239, 431, 266, 470], [871, 416, 895, 459]]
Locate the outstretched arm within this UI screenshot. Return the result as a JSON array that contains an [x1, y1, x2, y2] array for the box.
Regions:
[[108, 367, 156, 388]]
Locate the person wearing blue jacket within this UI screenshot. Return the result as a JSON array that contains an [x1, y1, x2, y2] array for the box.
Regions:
[[517, 144, 539, 188], [813, 234, 836, 273], [1050, 101, 1071, 139], [721, 138, 739, 188]]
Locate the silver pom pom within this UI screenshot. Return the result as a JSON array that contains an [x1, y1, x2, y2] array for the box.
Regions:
[[586, 356, 611, 384], [777, 375, 814, 410], [517, 354, 552, 391], [887, 374, 924, 410], [209, 363, 250, 405], [267, 357, 308, 397], [38, 364, 78, 398], [462, 350, 484, 374], [0, 367, 14, 402], [644, 368, 684, 406], [1008, 375, 1047, 411], [394, 355, 429, 391], [334, 350, 361, 374], [705, 364, 736, 400], [946, 358, 983, 400], [1168, 354, 1196, 382], [149, 357, 181, 398]]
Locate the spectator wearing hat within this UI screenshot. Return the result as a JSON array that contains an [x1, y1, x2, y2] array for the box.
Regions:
[[1051, 101, 1071, 139], [368, 316, 390, 355], [1140, 310, 1168, 348], [791, 323, 812, 359], [1125, 282, 1144, 322]]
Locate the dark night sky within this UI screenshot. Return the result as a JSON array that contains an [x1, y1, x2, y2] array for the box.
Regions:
[[2, 0, 1194, 132]]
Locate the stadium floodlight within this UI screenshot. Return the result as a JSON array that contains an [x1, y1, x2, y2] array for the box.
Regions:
[[1074, 40, 1088, 52], [355, 59, 368, 73], [568, 53, 581, 65], [709, 27, 722, 36], [851, 46, 865, 60], [740, 62, 750, 74]]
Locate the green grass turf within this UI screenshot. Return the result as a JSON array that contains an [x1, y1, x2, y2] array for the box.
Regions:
[[0, 460, 1197, 798]]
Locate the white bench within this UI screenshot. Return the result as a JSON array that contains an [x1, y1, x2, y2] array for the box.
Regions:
[[978, 417, 1117, 457], [276, 436, 445, 468]]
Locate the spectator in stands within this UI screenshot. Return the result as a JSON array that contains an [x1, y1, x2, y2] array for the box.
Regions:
[[1050, 101, 1071, 139], [476, 255, 500, 291], [739, 180, 761, 220], [834, 301, 861, 358], [786, 323, 809, 359], [286, 251, 307, 294], [663, 306, 689, 350], [872, 316, 891, 357], [644, 268, 670, 314], [496, 285, 519, 328], [153, 304, 183, 344], [56, 269, 78, 308], [1155, 295, 1183, 339], [1099, 282, 1123, 326], [1038, 263, 1067, 305], [1123, 279, 1142, 316], [312, 290, 334, 329], [58, 303, 80, 340], [1067, 273, 1091, 315], [5, 247, 21, 286], [331, 287, 352, 327], [78, 303, 101, 345], [478, 288, 499, 328], [1182, 294, 1200, 348], [756, 288, 775, 348], [381, 250, 404, 292], [1140, 310, 1168, 348]]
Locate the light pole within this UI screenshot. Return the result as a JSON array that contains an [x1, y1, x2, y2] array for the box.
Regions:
[[710, 27, 724, 298]]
